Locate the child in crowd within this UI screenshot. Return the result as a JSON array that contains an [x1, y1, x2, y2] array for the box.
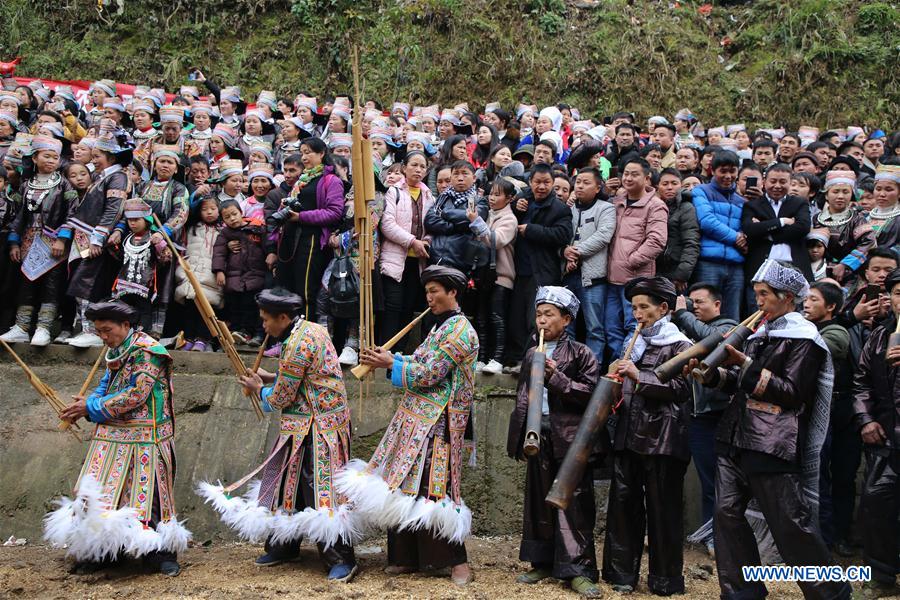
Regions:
[[507, 286, 602, 598], [807, 230, 829, 281], [468, 176, 518, 374], [174, 195, 223, 351], [857, 178, 876, 215], [111, 199, 165, 333], [213, 199, 267, 346], [789, 171, 822, 218]]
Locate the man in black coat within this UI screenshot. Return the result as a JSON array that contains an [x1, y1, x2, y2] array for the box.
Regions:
[[506, 163, 573, 368], [741, 163, 812, 310]]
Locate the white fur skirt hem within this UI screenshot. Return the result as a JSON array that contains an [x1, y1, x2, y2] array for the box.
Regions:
[[43, 475, 191, 562], [196, 480, 360, 549], [335, 458, 472, 544]]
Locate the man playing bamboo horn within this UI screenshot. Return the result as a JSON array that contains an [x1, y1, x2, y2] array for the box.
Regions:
[[506, 286, 601, 597], [690, 259, 851, 600], [197, 287, 358, 582], [47, 300, 188, 577], [852, 267, 900, 598], [601, 276, 692, 595], [338, 264, 478, 587]]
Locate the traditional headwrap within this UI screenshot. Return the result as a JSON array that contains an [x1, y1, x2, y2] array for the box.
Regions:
[[192, 100, 214, 114], [102, 96, 125, 113], [823, 170, 856, 190], [845, 126, 865, 141], [369, 125, 399, 147], [256, 90, 277, 111], [516, 104, 538, 120], [91, 79, 117, 98], [0, 108, 18, 126], [648, 115, 670, 126], [296, 97, 317, 113], [751, 259, 810, 299], [726, 123, 746, 136], [132, 98, 156, 115], [152, 144, 181, 162], [674, 108, 695, 123], [585, 125, 608, 142], [243, 108, 266, 123], [538, 106, 562, 132], [158, 106, 185, 124], [29, 135, 62, 155], [624, 276, 677, 310], [256, 288, 304, 315], [54, 85, 76, 103], [535, 286, 580, 318], [440, 109, 461, 127], [248, 162, 275, 182], [421, 265, 467, 292], [212, 123, 238, 148], [123, 198, 153, 219], [405, 131, 435, 155], [571, 120, 593, 133], [220, 87, 243, 104], [146, 89, 167, 108], [179, 85, 200, 99], [38, 122, 65, 138], [706, 126, 725, 138], [798, 125, 820, 144], [539, 131, 563, 156], [419, 105, 440, 123], [248, 140, 274, 162], [77, 136, 97, 149], [216, 159, 244, 180], [806, 229, 830, 247], [485, 102, 502, 113], [85, 300, 138, 324], [327, 132, 353, 150], [874, 164, 900, 185], [391, 102, 411, 118]]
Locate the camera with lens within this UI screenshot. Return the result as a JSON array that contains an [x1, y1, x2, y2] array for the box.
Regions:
[[271, 196, 304, 223]]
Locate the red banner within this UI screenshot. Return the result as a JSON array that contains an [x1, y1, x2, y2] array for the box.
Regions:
[[13, 77, 181, 106]]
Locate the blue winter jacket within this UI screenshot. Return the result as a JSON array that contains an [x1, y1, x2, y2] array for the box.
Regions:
[[692, 181, 745, 264]]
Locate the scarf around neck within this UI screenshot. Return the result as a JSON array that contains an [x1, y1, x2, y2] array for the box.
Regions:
[[629, 316, 691, 362]]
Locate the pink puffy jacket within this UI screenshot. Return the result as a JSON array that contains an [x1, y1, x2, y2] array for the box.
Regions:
[[378, 180, 435, 282]]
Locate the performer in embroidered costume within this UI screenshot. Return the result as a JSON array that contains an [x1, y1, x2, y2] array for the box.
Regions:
[[186, 100, 216, 156], [131, 98, 159, 169], [339, 265, 478, 587], [506, 286, 602, 597], [601, 277, 692, 595], [66, 118, 131, 348], [691, 259, 851, 600], [197, 288, 358, 582], [1, 135, 76, 347], [47, 300, 188, 577]]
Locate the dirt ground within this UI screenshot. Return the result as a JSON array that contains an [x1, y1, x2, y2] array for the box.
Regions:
[[0, 537, 815, 600]]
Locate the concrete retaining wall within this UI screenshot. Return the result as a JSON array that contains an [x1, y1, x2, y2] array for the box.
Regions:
[[0, 344, 702, 543]]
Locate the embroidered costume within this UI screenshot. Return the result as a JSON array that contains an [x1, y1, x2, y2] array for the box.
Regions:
[[337, 302, 479, 563], [198, 317, 357, 563], [43, 329, 190, 563]]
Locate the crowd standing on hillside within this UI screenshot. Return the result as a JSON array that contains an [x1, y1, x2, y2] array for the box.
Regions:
[[3, 71, 900, 598]]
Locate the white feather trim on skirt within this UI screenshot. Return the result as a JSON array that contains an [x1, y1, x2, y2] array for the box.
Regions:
[[42, 474, 191, 562]]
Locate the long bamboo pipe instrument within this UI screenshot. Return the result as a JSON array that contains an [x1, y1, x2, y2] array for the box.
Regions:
[[351, 310, 431, 380]]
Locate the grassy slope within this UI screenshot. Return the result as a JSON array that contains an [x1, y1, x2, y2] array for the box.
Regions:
[[2, 0, 898, 127]]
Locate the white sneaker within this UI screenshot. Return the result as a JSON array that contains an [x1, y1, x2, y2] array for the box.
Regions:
[[338, 346, 359, 366], [31, 327, 52, 347], [475, 361, 486, 373], [54, 330, 73, 343], [0, 325, 30, 343], [482, 359, 503, 375], [67, 332, 104, 348]]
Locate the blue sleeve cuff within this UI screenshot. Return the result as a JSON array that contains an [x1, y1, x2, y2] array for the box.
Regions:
[[86, 394, 109, 423], [260, 385, 276, 412], [163, 225, 173, 237], [840, 249, 865, 271], [390, 354, 405, 388], [8, 233, 20, 244], [56, 229, 73, 240], [115, 222, 127, 233]]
